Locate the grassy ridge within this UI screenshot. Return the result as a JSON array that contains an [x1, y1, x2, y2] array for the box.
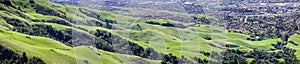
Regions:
[[0, 29, 76, 64], [79, 15, 282, 59], [0, 28, 158, 64], [0, 0, 299, 63], [113, 23, 281, 58], [0, 0, 163, 63]]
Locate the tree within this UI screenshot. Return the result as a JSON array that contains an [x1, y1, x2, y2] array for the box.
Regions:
[[22, 52, 28, 63], [28, 57, 46, 64]]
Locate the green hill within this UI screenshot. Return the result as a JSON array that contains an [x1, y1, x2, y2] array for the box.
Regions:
[[0, 0, 159, 64], [0, 0, 300, 64], [0, 28, 160, 64]]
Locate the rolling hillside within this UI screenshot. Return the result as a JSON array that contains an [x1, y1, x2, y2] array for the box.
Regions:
[[0, 0, 300, 64], [0, 29, 159, 64]]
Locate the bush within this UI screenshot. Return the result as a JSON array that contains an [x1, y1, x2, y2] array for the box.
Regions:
[[203, 36, 212, 40]]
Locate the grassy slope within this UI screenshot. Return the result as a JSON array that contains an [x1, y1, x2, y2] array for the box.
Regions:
[[0, 28, 159, 64], [77, 12, 282, 59], [0, 0, 299, 63], [56, 4, 283, 59], [288, 35, 300, 58], [114, 23, 281, 59], [0, 0, 160, 63], [88, 12, 281, 59]]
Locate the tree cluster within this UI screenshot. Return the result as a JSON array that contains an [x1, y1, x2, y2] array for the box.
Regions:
[[145, 21, 186, 28], [94, 29, 166, 60], [0, 45, 45, 64]]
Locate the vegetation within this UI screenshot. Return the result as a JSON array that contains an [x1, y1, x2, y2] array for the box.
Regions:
[[0, 45, 45, 64], [197, 14, 219, 21], [0, 0, 300, 64]]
